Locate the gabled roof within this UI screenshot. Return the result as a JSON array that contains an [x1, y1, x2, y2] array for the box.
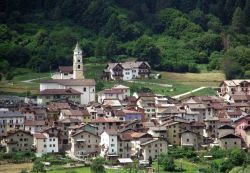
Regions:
[[34, 133, 47, 139], [71, 129, 98, 137], [103, 129, 118, 135], [6, 130, 33, 137], [59, 66, 73, 73], [218, 124, 235, 130], [58, 118, 81, 123], [180, 129, 198, 135], [91, 117, 122, 123], [0, 111, 24, 118], [219, 133, 241, 139], [140, 138, 159, 146], [41, 79, 96, 86], [102, 89, 124, 94], [47, 102, 70, 111], [24, 120, 45, 126], [40, 88, 81, 95], [61, 109, 86, 116], [112, 85, 129, 89], [220, 80, 250, 87], [107, 61, 150, 70]]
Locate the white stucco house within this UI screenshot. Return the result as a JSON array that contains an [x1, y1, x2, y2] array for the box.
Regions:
[[102, 61, 151, 81], [98, 85, 130, 103], [100, 129, 118, 158], [34, 132, 59, 156]]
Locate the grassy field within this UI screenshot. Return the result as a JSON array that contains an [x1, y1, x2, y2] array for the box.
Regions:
[[0, 64, 225, 97], [0, 162, 33, 173], [46, 159, 209, 173], [159, 71, 224, 87], [0, 70, 50, 96]]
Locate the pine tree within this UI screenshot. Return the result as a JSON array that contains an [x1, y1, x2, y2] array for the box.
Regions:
[[231, 7, 245, 33], [244, 0, 250, 26], [95, 38, 104, 58], [105, 34, 119, 61]]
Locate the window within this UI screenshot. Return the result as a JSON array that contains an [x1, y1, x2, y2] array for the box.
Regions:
[[44, 145, 47, 148], [234, 142, 237, 145], [78, 65, 80, 69], [111, 144, 115, 147], [78, 59, 80, 62], [83, 88, 86, 92], [187, 139, 189, 142]]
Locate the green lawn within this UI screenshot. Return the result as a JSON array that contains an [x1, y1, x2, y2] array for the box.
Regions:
[[0, 64, 224, 97], [47, 166, 145, 173], [0, 68, 50, 95], [46, 159, 208, 173]]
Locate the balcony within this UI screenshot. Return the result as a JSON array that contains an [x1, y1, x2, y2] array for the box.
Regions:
[[139, 70, 150, 74], [113, 73, 123, 77]]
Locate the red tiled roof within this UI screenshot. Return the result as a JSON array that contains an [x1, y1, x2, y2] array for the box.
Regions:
[[103, 89, 123, 94], [24, 120, 45, 126], [59, 66, 73, 73], [6, 130, 32, 137], [226, 110, 242, 117], [41, 79, 96, 86], [34, 133, 46, 139], [40, 88, 81, 95], [59, 118, 81, 123], [91, 117, 122, 123], [231, 95, 249, 101], [47, 102, 70, 111]]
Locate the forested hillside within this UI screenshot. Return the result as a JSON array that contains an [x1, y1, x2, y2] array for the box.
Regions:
[[1, 0, 250, 79]]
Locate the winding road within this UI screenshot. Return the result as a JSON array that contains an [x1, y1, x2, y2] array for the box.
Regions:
[[172, 86, 207, 99], [21, 76, 48, 84]]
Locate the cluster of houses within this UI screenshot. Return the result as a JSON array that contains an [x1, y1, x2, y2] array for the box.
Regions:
[[0, 43, 250, 162]]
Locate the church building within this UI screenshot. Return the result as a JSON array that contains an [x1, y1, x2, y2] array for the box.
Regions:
[[38, 43, 96, 105]]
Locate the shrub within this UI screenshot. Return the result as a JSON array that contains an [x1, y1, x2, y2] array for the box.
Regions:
[[161, 155, 176, 171], [6, 72, 14, 80]]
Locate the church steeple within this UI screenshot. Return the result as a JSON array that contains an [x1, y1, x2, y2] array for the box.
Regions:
[[73, 42, 84, 79]]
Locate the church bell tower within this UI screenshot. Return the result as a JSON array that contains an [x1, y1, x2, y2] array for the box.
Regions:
[[73, 42, 84, 79]]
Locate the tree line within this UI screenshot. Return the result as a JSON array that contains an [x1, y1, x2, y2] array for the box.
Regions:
[[1, 0, 250, 79]]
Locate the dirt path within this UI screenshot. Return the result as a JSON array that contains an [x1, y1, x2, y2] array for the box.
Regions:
[[172, 86, 207, 99], [21, 76, 48, 84], [0, 162, 33, 173]]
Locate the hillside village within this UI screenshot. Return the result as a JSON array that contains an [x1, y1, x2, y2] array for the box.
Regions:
[[0, 43, 250, 172]]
